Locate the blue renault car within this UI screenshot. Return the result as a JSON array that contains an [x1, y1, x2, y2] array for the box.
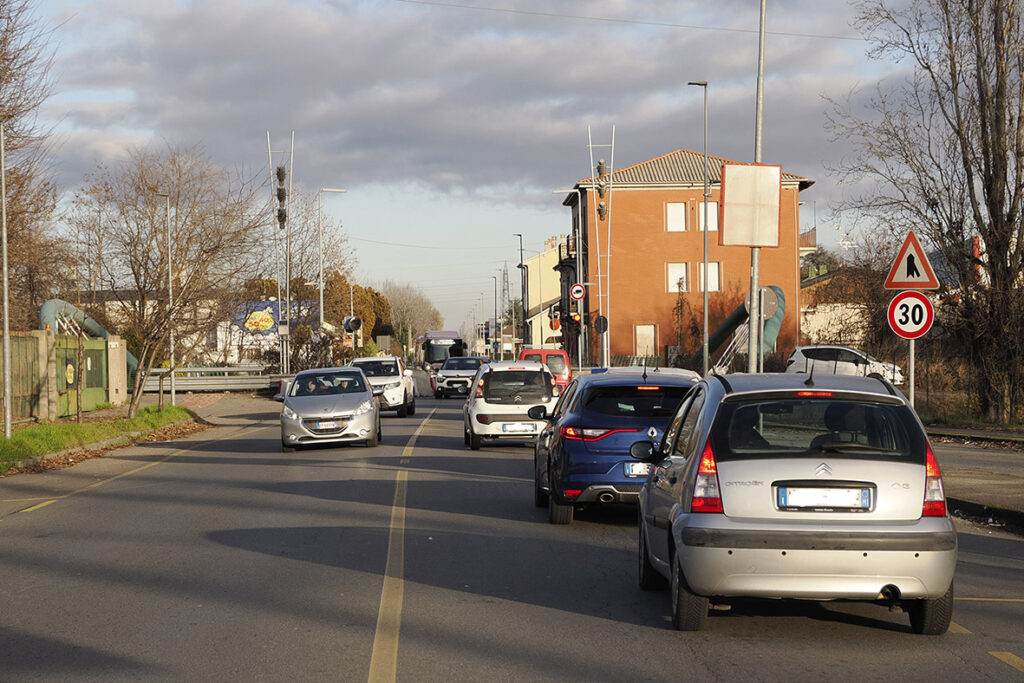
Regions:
[[529, 367, 699, 524]]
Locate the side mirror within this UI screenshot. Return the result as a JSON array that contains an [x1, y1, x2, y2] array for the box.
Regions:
[[372, 386, 385, 396], [273, 393, 284, 402], [404, 369, 413, 377], [629, 441, 656, 461], [527, 405, 548, 420]]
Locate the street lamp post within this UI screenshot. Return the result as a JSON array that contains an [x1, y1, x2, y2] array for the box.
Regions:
[[513, 233, 526, 347], [153, 190, 175, 405], [317, 188, 346, 328], [688, 80, 710, 376], [491, 275, 499, 359], [0, 120, 11, 437]]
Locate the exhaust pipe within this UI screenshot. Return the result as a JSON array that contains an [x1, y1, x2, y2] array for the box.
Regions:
[[598, 492, 615, 503], [879, 584, 903, 612]]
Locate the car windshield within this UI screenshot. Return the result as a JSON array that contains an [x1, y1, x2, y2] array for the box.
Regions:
[[711, 398, 924, 463], [582, 385, 689, 418], [290, 372, 367, 396], [353, 360, 399, 377], [442, 357, 482, 371], [482, 370, 551, 402]]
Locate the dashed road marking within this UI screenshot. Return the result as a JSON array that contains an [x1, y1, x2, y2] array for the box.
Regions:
[[368, 409, 435, 683], [20, 500, 57, 513], [948, 621, 971, 634], [990, 652, 1024, 673]]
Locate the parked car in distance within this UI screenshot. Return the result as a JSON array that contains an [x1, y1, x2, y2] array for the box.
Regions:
[[349, 356, 416, 417], [519, 348, 572, 390], [530, 367, 699, 524], [786, 344, 904, 385], [634, 373, 956, 634], [435, 356, 489, 398], [463, 360, 557, 450], [280, 367, 381, 451]]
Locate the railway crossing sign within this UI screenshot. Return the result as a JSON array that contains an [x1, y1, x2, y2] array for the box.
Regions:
[[884, 230, 939, 290], [887, 290, 934, 339], [570, 283, 586, 300]]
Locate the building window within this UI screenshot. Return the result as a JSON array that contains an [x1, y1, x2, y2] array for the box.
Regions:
[[698, 201, 718, 232], [635, 324, 656, 356], [666, 202, 687, 232], [667, 262, 688, 293], [699, 262, 721, 292]]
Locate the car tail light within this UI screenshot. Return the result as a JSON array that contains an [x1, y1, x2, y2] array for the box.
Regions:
[[561, 426, 640, 441], [691, 437, 723, 513], [922, 444, 947, 517], [475, 378, 484, 398], [564, 489, 582, 498], [794, 391, 834, 397]]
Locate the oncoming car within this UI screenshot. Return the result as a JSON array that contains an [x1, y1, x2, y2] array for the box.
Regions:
[[280, 367, 382, 451], [463, 361, 557, 450], [434, 356, 489, 398], [634, 373, 956, 634], [349, 356, 416, 417]]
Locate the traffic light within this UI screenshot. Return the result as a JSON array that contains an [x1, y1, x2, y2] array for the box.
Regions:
[[570, 311, 582, 324], [484, 321, 491, 343], [275, 165, 287, 229]]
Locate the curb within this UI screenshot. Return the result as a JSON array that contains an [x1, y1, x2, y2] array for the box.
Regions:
[[948, 497, 1024, 535], [926, 428, 1024, 447]]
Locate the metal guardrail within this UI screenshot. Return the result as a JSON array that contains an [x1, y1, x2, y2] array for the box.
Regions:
[[142, 366, 274, 392]]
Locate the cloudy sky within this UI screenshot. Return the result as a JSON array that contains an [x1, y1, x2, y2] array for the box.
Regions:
[[35, 0, 893, 329]]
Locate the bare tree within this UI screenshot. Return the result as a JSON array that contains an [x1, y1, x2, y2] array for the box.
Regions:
[[829, 0, 1024, 422], [67, 143, 269, 416], [380, 281, 443, 361], [1, 0, 70, 328]]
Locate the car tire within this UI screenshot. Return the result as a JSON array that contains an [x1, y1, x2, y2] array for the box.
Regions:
[[908, 581, 954, 635], [469, 429, 481, 451], [639, 521, 667, 591], [366, 420, 380, 448], [434, 390, 442, 399], [464, 425, 470, 446], [408, 397, 416, 416], [548, 494, 573, 525], [282, 443, 296, 453], [397, 397, 408, 418], [671, 554, 708, 631]]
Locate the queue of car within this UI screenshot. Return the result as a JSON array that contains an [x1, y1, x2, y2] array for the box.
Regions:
[[276, 343, 953, 635]]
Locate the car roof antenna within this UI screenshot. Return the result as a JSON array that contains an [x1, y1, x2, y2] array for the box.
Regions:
[[642, 359, 648, 381], [804, 365, 815, 387]]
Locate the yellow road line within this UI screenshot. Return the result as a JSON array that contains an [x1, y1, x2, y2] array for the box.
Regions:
[[955, 597, 1024, 603], [20, 500, 57, 513], [990, 652, 1024, 673], [1, 424, 254, 518], [368, 409, 434, 683], [948, 621, 971, 634]]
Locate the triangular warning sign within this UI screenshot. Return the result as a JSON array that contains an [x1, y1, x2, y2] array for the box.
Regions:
[[884, 230, 939, 290]]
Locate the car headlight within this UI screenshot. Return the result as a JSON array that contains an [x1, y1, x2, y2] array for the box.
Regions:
[[282, 405, 299, 420], [354, 400, 374, 415], [385, 381, 402, 390]]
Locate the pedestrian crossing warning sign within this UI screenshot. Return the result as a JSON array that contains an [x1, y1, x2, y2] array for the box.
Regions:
[[884, 230, 939, 290]]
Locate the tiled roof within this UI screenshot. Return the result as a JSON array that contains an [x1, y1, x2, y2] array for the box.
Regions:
[[576, 149, 813, 190]]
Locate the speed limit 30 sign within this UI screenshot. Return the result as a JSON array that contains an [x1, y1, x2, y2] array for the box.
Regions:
[[887, 291, 934, 339]]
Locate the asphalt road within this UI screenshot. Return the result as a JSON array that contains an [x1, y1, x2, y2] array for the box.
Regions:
[[1, 395, 1023, 681]]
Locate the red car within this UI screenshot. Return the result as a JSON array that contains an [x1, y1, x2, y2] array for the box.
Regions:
[[518, 348, 571, 390]]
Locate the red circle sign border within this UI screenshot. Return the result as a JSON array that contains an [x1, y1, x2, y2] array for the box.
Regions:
[[570, 283, 586, 300], [887, 290, 934, 339]]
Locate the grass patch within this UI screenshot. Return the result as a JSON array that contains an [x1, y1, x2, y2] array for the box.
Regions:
[[0, 405, 195, 474]]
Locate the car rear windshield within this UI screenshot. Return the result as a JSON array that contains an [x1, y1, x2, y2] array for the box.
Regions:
[[442, 357, 482, 371], [711, 398, 925, 464], [582, 385, 689, 418], [291, 373, 367, 396], [352, 360, 399, 377], [482, 370, 552, 402], [545, 355, 567, 374]]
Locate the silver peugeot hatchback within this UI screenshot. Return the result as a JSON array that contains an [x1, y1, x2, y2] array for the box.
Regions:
[[635, 373, 956, 634], [280, 367, 381, 451]]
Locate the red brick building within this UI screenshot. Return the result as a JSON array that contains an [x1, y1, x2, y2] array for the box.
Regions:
[[555, 149, 813, 367]]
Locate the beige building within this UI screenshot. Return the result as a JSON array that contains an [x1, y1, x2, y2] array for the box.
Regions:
[[523, 236, 564, 348]]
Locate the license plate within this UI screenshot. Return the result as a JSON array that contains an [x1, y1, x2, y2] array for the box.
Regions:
[[502, 422, 535, 433], [778, 487, 871, 509], [625, 462, 651, 476], [315, 421, 338, 430]]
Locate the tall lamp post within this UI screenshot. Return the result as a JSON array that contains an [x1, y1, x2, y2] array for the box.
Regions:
[[0, 120, 11, 437], [317, 188, 346, 328], [153, 190, 175, 405], [688, 81, 710, 376], [513, 233, 526, 347], [491, 275, 499, 359]]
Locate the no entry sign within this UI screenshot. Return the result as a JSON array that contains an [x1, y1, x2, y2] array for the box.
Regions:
[[887, 291, 934, 339]]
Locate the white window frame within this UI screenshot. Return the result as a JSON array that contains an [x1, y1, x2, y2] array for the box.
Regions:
[[667, 262, 689, 293], [666, 202, 687, 232], [697, 201, 719, 232], [699, 262, 721, 292], [635, 324, 657, 356]]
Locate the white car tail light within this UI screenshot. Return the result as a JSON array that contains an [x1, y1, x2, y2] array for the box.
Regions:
[[691, 436, 723, 513], [922, 444, 947, 517]]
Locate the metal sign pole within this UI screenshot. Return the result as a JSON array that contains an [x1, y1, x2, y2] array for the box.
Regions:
[[909, 338, 915, 407]]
